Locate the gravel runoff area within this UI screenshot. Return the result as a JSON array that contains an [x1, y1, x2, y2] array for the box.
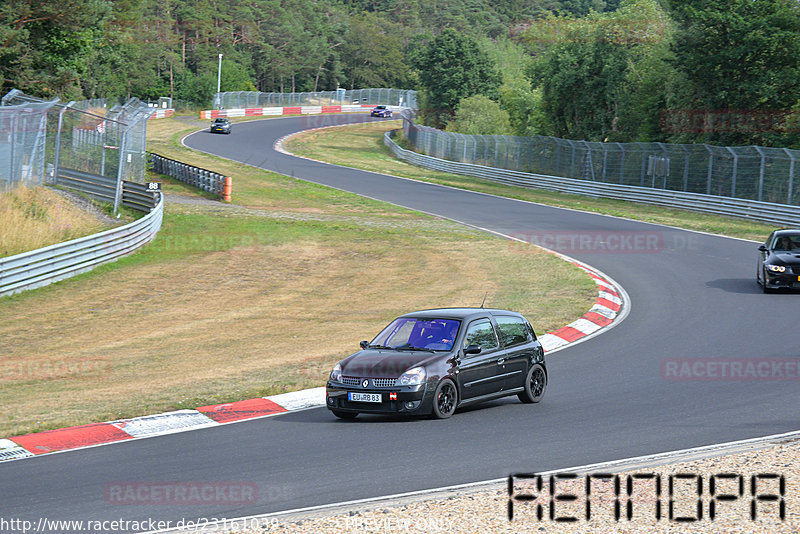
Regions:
[[175, 433, 799, 534]]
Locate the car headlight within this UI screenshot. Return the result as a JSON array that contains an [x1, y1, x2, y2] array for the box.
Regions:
[[396, 366, 426, 386], [767, 264, 786, 273], [330, 363, 343, 382]]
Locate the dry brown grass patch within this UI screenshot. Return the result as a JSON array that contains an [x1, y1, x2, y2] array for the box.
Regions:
[[0, 185, 108, 257]]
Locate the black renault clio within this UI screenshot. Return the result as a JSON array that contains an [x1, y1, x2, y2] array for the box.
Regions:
[[326, 308, 546, 420]]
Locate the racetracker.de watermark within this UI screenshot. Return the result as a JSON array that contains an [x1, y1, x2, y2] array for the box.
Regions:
[[661, 358, 800, 381], [510, 230, 667, 254], [104, 482, 257, 505], [660, 109, 800, 134]]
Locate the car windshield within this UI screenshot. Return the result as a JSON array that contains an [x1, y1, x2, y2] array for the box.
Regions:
[[370, 318, 460, 351], [772, 233, 800, 252], [214, 119, 228, 124], [375, 106, 386, 110]]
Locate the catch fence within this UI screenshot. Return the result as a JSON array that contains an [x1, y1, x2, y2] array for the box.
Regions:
[[403, 117, 800, 207], [1, 90, 153, 211], [214, 89, 417, 110]]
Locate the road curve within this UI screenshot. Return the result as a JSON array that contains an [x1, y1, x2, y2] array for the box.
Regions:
[[1, 115, 797, 532]]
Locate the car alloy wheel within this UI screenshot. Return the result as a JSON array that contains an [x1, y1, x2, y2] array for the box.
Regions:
[[518, 363, 547, 404], [331, 410, 358, 420], [432, 378, 457, 419]]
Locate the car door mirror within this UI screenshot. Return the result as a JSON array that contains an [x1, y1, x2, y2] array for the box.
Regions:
[[758, 245, 768, 252], [360, 340, 370, 349], [464, 344, 482, 355]]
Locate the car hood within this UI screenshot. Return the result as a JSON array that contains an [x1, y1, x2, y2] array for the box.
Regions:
[[770, 253, 800, 264], [340, 349, 441, 378]]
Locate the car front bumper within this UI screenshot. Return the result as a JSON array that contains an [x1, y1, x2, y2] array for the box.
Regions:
[[764, 270, 800, 289], [326, 381, 432, 415]]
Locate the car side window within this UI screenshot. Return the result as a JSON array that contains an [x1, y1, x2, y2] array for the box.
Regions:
[[463, 319, 498, 353], [495, 316, 533, 347]]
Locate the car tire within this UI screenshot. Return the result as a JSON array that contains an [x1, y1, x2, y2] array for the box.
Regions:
[[761, 267, 772, 293], [432, 378, 457, 419], [331, 410, 358, 420], [518, 363, 547, 404]]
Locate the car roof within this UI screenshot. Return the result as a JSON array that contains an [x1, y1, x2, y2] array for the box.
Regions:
[[213, 117, 230, 121], [774, 228, 800, 235], [398, 308, 526, 321]]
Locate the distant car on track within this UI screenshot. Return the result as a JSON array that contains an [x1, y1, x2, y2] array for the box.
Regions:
[[326, 308, 546, 420], [757, 229, 800, 292], [210, 117, 231, 134], [370, 105, 393, 118]]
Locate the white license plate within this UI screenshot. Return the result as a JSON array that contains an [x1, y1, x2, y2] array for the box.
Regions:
[[348, 392, 382, 403]]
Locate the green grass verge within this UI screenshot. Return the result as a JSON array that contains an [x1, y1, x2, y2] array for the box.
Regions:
[[285, 121, 776, 243]]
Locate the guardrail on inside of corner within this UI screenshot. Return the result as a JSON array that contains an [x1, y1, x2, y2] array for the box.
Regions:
[[148, 153, 231, 202], [0, 192, 164, 298], [384, 130, 800, 227]]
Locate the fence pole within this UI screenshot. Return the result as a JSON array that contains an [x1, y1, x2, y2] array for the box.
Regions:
[[617, 143, 625, 184], [726, 147, 738, 198], [52, 101, 75, 186], [705, 145, 713, 195], [9, 112, 19, 187], [637, 143, 648, 186], [784, 148, 796, 205], [754, 146, 766, 202], [681, 145, 690, 191], [113, 130, 128, 213]]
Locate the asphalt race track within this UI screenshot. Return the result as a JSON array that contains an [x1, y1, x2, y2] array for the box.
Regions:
[[2, 115, 798, 532]]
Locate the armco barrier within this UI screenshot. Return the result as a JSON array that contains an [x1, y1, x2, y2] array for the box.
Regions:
[[148, 153, 231, 201], [56, 168, 158, 212], [384, 131, 800, 227], [0, 193, 163, 297]]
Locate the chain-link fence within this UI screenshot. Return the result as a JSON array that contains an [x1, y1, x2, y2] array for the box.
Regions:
[[403, 117, 800, 206], [214, 88, 417, 110], [1, 90, 153, 210]]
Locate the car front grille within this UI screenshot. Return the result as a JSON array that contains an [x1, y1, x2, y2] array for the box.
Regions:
[[340, 376, 396, 388], [373, 378, 397, 388]]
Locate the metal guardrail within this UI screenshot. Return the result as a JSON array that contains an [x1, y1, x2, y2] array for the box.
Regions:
[[0, 193, 163, 297], [149, 153, 231, 201], [385, 131, 800, 227], [57, 168, 158, 212]]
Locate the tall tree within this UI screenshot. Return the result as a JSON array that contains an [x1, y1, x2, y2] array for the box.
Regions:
[[668, 0, 800, 145], [413, 28, 501, 127]]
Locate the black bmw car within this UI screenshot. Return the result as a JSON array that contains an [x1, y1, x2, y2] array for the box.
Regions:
[[757, 229, 800, 292], [210, 117, 231, 134], [326, 308, 546, 420]]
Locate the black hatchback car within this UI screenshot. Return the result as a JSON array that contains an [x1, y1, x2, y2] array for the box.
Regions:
[[210, 117, 231, 134], [757, 229, 800, 292], [326, 308, 546, 419]]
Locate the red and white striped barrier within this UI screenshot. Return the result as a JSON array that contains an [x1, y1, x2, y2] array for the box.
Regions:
[[200, 104, 402, 120], [149, 109, 174, 119]]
